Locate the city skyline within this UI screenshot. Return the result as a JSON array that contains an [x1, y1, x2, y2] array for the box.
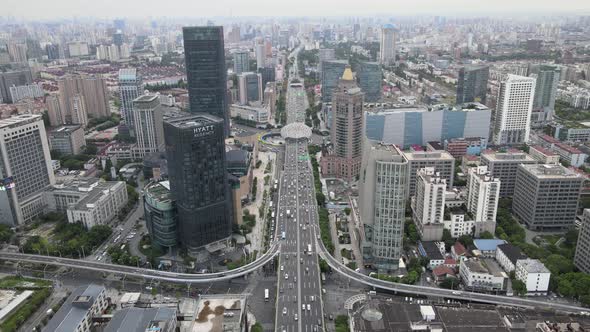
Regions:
[[2, 0, 590, 20]]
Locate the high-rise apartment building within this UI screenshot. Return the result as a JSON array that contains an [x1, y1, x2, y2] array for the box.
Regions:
[[379, 24, 397, 65], [480, 150, 537, 197], [456, 65, 489, 104], [68, 94, 88, 127], [403, 150, 455, 196], [46, 95, 65, 126], [255, 42, 266, 70], [358, 61, 382, 102], [466, 166, 500, 236], [232, 50, 250, 74], [513, 164, 583, 231], [163, 114, 231, 255], [0, 115, 55, 226], [359, 141, 408, 271], [412, 167, 446, 241], [320, 60, 348, 103], [493, 75, 536, 145], [183, 26, 229, 136], [132, 94, 164, 158], [118, 68, 143, 134], [237, 72, 263, 105], [574, 209, 590, 274], [531, 65, 560, 122], [58, 74, 110, 121], [320, 66, 364, 182]]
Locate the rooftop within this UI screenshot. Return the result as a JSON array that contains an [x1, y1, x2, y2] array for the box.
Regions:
[[530, 145, 558, 156], [481, 150, 535, 162], [404, 150, 454, 161], [164, 113, 222, 129], [473, 239, 506, 252], [497, 243, 526, 265], [517, 259, 550, 274], [49, 124, 83, 134], [280, 122, 312, 140], [104, 307, 177, 332], [0, 114, 42, 129], [43, 284, 105, 332], [192, 296, 245, 332], [144, 181, 173, 204], [520, 164, 583, 179]]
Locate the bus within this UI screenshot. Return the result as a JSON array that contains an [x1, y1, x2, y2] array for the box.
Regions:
[[281, 232, 286, 240], [307, 244, 312, 255], [264, 289, 269, 302]]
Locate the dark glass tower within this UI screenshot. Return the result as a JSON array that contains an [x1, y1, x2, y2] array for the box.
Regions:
[[456, 65, 489, 104], [163, 114, 231, 254], [182, 26, 229, 136]]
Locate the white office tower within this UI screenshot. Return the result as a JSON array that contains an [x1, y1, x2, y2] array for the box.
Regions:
[[0, 115, 55, 226], [412, 167, 446, 241], [379, 24, 397, 65], [118, 68, 143, 135], [359, 140, 408, 272], [466, 166, 500, 236], [493, 75, 536, 145], [132, 94, 164, 158]]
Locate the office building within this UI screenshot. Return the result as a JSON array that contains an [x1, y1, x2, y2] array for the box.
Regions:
[[105, 307, 177, 332], [493, 75, 536, 145], [132, 94, 164, 158], [456, 65, 489, 104], [365, 103, 491, 148], [379, 24, 397, 65], [238, 72, 263, 105], [412, 168, 446, 241], [0, 115, 54, 226], [574, 209, 590, 274], [358, 61, 382, 102], [404, 150, 455, 196], [233, 49, 249, 74], [58, 74, 110, 120], [466, 166, 500, 236], [318, 48, 335, 73], [164, 114, 232, 256], [513, 164, 583, 231], [258, 66, 276, 88], [256, 42, 266, 69], [515, 259, 550, 295], [531, 65, 560, 122], [119, 68, 143, 134], [9, 83, 43, 103], [48, 125, 86, 155], [43, 284, 108, 332], [320, 66, 364, 182], [359, 141, 408, 272], [230, 104, 269, 126], [480, 150, 537, 197], [0, 67, 33, 104], [143, 180, 177, 251], [320, 60, 348, 103], [183, 26, 229, 136]]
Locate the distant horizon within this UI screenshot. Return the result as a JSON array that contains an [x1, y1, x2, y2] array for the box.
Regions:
[[2, 0, 590, 21]]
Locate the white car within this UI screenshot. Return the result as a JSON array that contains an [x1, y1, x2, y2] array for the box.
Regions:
[[282, 307, 287, 315], [281, 265, 284, 271], [285, 273, 289, 279], [302, 304, 305, 310], [307, 304, 311, 311]]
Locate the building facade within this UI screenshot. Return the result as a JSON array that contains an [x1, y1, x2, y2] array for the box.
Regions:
[[119, 68, 143, 134], [183, 26, 230, 136], [0, 115, 54, 226], [164, 114, 232, 255], [48, 125, 86, 155], [574, 209, 590, 274], [456, 65, 489, 104], [320, 60, 348, 103], [480, 150, 537, 197], [232, 49, 249, 74], [359, 141, 408, 272], [412, 167, 446, 241], [143, 181, 177, 251], [379, 24, 397, 65], [493, 75, 536, 145], [238, 72, 263, 105], [466, 166, 500, 236], [404, 150, 455, 197], [0, 67, 32, 104], [513, 164, 583, 231], [531, 65, 560, 122], [43, 284, 108, 332], [515, 259, 550, 295], [132, 94, 164, 158], [358, 61, 381, 102]]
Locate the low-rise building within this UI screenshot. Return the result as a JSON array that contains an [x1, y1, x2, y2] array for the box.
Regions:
[[515, 259, 550, 295], [443, 210, 475, 238], [529, 145, 560, 165], [539, 134, 589, 167], [495, 243, 526, 273], [191, 295, 247, 332], [104, 307, 177, 332], [230, 103, 270, 127], [417, 241, 446, 269], [473, 239, 507, 257], [48, 125, 86, 156], [459, 258, 508, 292], [43, 284, 108, 332]]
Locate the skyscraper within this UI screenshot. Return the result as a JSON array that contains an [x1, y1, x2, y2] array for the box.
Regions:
[[0, 115, 55, 226], [132, 94, 164, 158], [232, 50, 250, 74], [255, 42, 266, 70], [358, 61, 382, 102], [318, 48, 335, 73], [320, 60, 348, 103], [379, 24, 397, 65], [359, 141, 408, 272], [58, 74, 110, 120], [574, 209, 590, 274], [118, 68, 143, 134], [183, 26, 229, 136], [163, 114, 231, 255], [466, 166, 500, 236], [237, 72, 263, 105], [493, 75, 536, 145], [531, 65, 560, 121], [320, 66, 364, 181], [456, 65, 489, 104]]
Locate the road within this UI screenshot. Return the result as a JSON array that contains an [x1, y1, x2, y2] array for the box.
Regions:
[[275, 47, 324, 332]]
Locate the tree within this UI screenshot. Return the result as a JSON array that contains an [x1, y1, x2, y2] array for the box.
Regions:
[[251, 323, 263, 332], [512, 279, 527, 296], [479, 231, 494, 239], [0, 225, 14, 243], [442, 229, 454, 250], [458, 235, 473, 247], [544, 254, 574, 275], [344, 208, 351, 216], [440, 277, 459, 290], [316, 192, 326, 207]]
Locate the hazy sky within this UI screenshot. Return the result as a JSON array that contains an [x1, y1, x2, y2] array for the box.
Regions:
[[3, 0, 590, 20]]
